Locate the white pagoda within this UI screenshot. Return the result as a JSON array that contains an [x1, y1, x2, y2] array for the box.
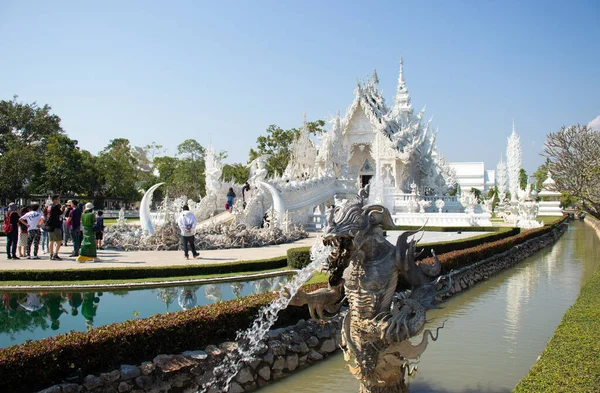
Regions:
[[537, 171, 563, 216]]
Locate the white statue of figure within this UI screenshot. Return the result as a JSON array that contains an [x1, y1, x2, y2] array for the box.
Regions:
[[205, 144, 223, 196], [435, 198, 445, 213], [249, 155, 269, 186], [506, 121, 522, 202], [496, 157, 508, 201]]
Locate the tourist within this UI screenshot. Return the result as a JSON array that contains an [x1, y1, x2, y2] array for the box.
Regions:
[[39, 205, 50, 254], [62, 200, 72, 246], [177, 205, 198, 260], [226, 187, 236, 212], [48, 195, 64, 260], [94, 211, 105, 249], [17, 206, 30, 258], [77, 203, 97, 263], [68, 200, 82, 257], [4, 203, 20, 259], [19, 203, 43, 260], [242, 182, 250, 202]]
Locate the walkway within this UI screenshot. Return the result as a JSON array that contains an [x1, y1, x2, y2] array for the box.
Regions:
[[0, 231, 484, 271]]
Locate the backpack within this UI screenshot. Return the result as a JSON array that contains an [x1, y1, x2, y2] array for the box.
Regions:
[[3, 213, 13, 233]]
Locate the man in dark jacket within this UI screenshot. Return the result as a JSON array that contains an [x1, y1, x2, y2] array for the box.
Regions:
[[5, 203, 20, 259], [68, 200, 82, 257]]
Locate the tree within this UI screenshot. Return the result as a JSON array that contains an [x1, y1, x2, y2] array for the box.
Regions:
[[519, 168, 528, 191], [173, 139, 205, 198], [97, 138, 141, 203], [38, 134, 84, 195], [470, 187, 482, 203], [0, 96, 63, 155], [248, 120, 325, 177], [532, 158, 551, 191], [0, 97, 65, 202], [221, 163, 250, 184], [543, 124, 600, 219]]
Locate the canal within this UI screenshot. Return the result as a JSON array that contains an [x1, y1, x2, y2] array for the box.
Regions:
[[259, 221, 600, 393]]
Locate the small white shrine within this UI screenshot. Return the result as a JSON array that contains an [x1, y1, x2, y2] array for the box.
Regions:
[[537, 172, 563, 216]]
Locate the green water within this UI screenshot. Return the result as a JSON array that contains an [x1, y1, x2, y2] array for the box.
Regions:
[[259, 221, 600, 393], [0, 275, 290, 348]]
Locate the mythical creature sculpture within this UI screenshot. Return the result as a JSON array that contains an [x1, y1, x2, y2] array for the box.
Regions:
[[289, 186, 451, 393]]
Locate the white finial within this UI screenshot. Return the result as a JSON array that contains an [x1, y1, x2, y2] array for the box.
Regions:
[[371, 68, 379, 85], [512, 118, 516, 135], [394, 56, 411, 109]]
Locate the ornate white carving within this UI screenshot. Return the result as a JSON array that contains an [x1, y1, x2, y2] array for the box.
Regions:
[[496, 158, 508, 202], [507, 121, 522, 202]]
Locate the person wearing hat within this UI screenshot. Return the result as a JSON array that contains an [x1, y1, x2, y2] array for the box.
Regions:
[[77, 203, 97, 263], [4, 203, 20, 259]]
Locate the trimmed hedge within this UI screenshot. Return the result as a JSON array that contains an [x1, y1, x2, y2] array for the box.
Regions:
[[513, 264, 600, 392], [420, 217, 567, 273], [287, 246, 312, 269], [286, 227, 520, 268], [415, 227, 520, 259], [0, 256, 288, 282], [0, 282, 328, 393]]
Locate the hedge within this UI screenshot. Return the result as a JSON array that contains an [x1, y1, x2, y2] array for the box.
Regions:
[[0, 282, 328, 393], [420, 217, 567, 273], [513, 264, 600, 392], [287, 246, 312, 269], [0, 256, 288, 282], [286, 227, 520, 269], [415, 227, 520, 259]]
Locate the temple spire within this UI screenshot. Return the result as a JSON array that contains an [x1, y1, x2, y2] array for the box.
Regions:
[[394, 57, 411, 111], [371, 68, 379, 85]]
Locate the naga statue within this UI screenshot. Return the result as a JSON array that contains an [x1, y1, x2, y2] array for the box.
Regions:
[[288, 186, 451, 393]]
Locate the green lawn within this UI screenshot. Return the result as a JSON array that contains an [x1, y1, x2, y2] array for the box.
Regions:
[[0, 267, 292, 288], [104, 218, 140, 226], [513, 267, 600, 392]]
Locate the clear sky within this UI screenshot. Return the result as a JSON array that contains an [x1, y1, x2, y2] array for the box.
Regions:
[[1, 0, 598, 175]]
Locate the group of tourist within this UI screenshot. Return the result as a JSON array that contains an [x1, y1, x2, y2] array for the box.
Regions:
[[3, 195, 105, 263]]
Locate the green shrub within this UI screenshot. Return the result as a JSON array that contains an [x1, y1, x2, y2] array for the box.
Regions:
[[0, 256, 288, 282], [420, 217, 567, 273], [287, 246, 312, 269], [0, 282, 327, 393], [416, 227, 520, 259]]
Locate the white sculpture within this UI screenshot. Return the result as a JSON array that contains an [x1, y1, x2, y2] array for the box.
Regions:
[[496, 158, 508, 202], [204, 145, 223, 195], [140, 182, 164, 234], [435, 198, 445, 213], [507, 121, 522, 202]]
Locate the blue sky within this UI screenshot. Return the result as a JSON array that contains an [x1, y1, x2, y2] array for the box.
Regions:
[[1, 0, 598, 175]]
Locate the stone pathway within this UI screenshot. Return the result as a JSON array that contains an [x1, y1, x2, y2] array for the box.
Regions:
[[0, 231, 484, 271]]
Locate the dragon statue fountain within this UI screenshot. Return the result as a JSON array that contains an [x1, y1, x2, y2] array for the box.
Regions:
[[288, 186, 451, 393]]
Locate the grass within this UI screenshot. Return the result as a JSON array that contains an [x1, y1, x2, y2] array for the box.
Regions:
[[0, 267, 292, 288], [513, 267, 600, 392], [103, 218, 140, 226], [305, 272, 329, 285], [537, 215, 563, 225]]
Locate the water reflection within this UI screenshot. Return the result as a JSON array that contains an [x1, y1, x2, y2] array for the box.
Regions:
[[179, 286, 200, 309], [0, 275, 293, 348]]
